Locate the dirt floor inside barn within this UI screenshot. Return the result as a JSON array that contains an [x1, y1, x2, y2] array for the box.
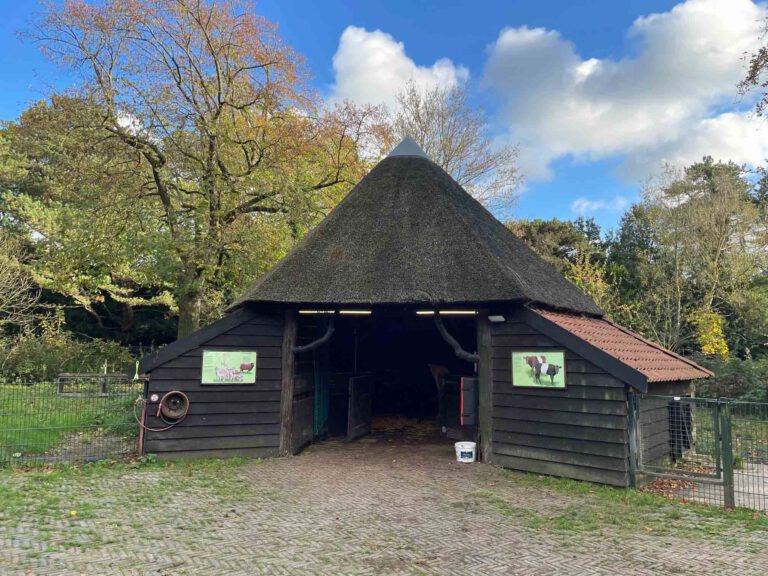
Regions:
[[1, 434, 767, 576]]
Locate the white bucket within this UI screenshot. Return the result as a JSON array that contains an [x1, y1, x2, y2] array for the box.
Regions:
[[455, 441, 476, 463]]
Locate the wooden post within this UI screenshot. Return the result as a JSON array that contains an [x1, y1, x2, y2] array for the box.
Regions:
[[476, 310, 493, 463], [279, 308, 298, 456], [627, 391, 639, 487]]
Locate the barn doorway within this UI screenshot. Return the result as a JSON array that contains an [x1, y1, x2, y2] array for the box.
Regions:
[[305, 310, 477, 447]]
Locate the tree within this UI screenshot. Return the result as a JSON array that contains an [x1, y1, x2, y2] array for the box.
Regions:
[[0, 232, 38, 331], [29, 0, 381, 337], [507, 218, 600, 274], [392, 83, 522, 210], [739, 17, 768, 115], [2, 97, 176, 334], [609, 158, 768, 354]]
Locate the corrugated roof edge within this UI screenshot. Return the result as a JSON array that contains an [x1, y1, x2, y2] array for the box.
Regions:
[[599, 316, 714, 378]]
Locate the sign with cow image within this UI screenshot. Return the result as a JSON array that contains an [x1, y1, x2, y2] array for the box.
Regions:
[[511, 351, 566, 389], [201, 350, 257, 384]]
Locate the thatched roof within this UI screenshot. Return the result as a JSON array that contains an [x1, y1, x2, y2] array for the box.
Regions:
[[232, 139, 602, 315]]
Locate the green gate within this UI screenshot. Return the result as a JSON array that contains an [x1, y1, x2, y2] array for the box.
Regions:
[[629, 393, 767, 511]]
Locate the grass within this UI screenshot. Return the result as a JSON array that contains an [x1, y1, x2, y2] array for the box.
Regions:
[[0, 457, 255, 530], [468, 469, 768, 544], [0, 382, 141, 464]]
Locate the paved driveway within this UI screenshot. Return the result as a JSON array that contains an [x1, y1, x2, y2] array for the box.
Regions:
[[2, 435, 766, 575]]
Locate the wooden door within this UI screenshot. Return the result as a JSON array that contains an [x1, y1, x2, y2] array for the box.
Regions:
[[292, 374, 315, 454], [347, 375, 373, 441]]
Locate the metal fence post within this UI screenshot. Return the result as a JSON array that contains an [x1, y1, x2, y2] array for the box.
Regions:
[[720, 401, 736, 509]]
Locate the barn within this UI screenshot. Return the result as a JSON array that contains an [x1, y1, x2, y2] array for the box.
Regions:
[[137, 137, 711, 487]]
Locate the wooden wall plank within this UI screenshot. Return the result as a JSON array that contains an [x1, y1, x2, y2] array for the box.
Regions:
[[493, 419, 627, 444], [145, 434, 280, 452], [493, 394, 627, 416], [153, 447, 279, 460], [494, 407, 628, 430], [147, 423, 281, 440], [494, 453, 629, 486], [493, 443, 627, 472], [494, 432, 628, 458], [145, 413, 279, 427], [490, 312, 632, 486], [149, 380, 282, 393], [493, 385, 626, 401], [183, 401, 281, 415]]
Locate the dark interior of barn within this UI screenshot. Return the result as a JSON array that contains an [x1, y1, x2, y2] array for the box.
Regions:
[[317, 311, 477, 441]]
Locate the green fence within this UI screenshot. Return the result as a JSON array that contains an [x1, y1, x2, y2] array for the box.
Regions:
[[631, 394, 768, 511], [0, 377, 144, 466]]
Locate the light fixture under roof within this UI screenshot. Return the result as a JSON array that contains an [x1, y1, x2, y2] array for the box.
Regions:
[[416, 310, 477, 316], [298, 310, 335, 315]]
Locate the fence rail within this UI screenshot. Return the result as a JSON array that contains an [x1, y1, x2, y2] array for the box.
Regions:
[[0, 377, 144, 467], [630, 393, 767, 511]]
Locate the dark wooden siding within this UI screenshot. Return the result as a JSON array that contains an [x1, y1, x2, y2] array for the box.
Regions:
[[144, 311, 284, 459], [639, 380, 693, 465], [491, 316, 631, 486]]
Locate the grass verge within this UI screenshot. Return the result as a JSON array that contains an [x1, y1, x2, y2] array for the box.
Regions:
[[467, 469, 768, 545]]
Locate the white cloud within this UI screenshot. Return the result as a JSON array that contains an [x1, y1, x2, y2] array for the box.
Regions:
[[483, 0, 768, 181], [571, 196, 631, 216], [330, 26, 469, 111]]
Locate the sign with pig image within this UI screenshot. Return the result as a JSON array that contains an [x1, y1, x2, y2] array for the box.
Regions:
[[201, 350, 257, 384], [511, 351, 566, 389]]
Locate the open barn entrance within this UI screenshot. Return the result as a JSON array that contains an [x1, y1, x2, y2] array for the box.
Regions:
[[299, 310, 477, 448]]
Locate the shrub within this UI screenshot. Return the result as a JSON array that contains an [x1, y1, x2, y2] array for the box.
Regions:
[[0, 320, 134, 381], [693, 354, 768, 402]]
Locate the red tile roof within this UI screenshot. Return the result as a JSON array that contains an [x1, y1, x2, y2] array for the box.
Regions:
[[532, 308, 713, 383]]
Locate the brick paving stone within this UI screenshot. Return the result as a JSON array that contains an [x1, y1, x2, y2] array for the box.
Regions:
[[1, 436, 766, 575]]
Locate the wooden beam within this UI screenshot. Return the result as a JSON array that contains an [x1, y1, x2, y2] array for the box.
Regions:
[[477, 310, 493, 463], [279, 308, 298, 456]]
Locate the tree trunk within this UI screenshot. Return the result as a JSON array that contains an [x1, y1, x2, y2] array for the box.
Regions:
[[176, 283, 203, 338]]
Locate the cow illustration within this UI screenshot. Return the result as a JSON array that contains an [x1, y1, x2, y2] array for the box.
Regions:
[[240, 362, 255, 373], [534, 361, 561, 385], [523, 355, 546, 376]]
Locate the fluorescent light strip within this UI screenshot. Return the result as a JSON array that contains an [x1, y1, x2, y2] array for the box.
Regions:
[[416, 310, 477, 316], [298, 309, 372, 315]]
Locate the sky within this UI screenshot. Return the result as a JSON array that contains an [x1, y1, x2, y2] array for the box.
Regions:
[[0, 0, 766, 231]]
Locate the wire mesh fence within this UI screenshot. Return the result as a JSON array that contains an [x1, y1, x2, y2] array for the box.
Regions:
[[0, 376, 144, 467], [631, 394, 767, 511]]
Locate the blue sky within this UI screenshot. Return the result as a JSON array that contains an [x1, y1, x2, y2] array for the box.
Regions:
[[1, 0, 766, 231]]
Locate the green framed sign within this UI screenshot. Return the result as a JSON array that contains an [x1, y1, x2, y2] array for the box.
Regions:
[[201, 350, 257, 384], [512, 351, 566, 389]]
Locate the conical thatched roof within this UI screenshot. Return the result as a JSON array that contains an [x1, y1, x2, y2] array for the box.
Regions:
[[232, 139, 602, 315]]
